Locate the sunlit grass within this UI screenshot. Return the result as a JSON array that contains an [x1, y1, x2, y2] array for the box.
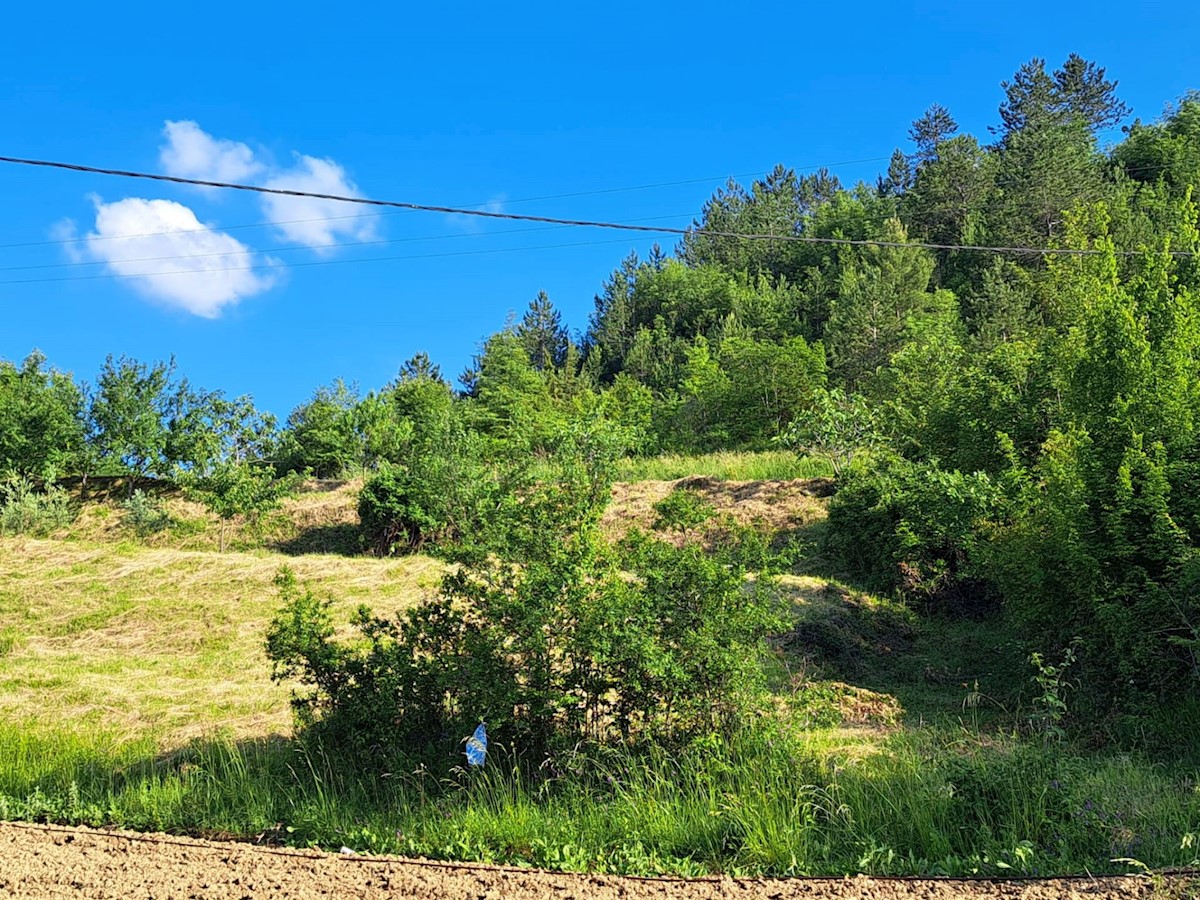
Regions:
[[1, 723, 1197, 878], [616, 451, 831, 483], [0, 537, 442, 742]]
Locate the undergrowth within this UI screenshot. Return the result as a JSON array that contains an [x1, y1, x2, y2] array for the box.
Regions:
[[1, 723, 1197, 878]]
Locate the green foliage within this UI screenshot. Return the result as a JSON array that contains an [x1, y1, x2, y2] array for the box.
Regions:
[[88, 354, 186, 487], [276, 380, 362, 478], [825, 456, 1003, 609], [270, 426, 783, 766], [516, 290, 569, 371], [0, 474, 76, 536], [651, 488, 714, 532], [671, 334, 826, 450], [0, 351, 86, 480], [465, 330, 565, 447], [183, 462, 299, 552], [120, 489, 172, 536], [1028, 641, 1080, 741], [357, 428, 490, 556], [778, 388, 883, 479]]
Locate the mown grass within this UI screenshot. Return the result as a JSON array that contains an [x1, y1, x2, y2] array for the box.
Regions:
[[616, 451, 831, 483], [0, 537, 441, 741]]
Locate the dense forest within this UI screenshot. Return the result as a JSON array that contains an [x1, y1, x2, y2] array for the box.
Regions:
[[5, 54, 1200, 727]]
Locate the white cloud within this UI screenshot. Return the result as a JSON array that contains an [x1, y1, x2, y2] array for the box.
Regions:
[[261, 154, 376, 252], [83, 197, 277, 318], [159, 120, 264, 185], [157, 121, 376, 253], [49, 218, 84, 262]]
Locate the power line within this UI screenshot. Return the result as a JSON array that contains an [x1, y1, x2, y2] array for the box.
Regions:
[[0, 234, 658, 287], [0, 212, 695, 274], [0, 155, 1192, 258], [0, 156, 889, 253], [0, 151, 1169, 257]]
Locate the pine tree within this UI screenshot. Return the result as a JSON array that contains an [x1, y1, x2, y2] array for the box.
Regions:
[[1053, 53, 1130, 132], [909, 104, 959, 164], [516, 291, 569, 371]]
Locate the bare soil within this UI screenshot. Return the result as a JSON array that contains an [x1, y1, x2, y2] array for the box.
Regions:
[[2, 823, 1190, 900]]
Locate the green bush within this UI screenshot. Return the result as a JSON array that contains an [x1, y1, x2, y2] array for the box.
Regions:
[[824, 456, 1002, 611], [120, 489, 172, 536], [357, 429, 491, 556], [651, 488, 714, 532], [0, 475, 76, 536], [269, 427, 784, 767]]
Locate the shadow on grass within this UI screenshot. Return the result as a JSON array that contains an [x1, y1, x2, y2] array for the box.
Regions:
[[274, 523, 364, 557]]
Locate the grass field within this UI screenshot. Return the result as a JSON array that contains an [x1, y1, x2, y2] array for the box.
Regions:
[[1, 462, 1198, 877], [0, 538, 441, 741]]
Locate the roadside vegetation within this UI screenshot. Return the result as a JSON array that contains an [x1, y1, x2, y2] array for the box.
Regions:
[[2, 55, 1200, 878]]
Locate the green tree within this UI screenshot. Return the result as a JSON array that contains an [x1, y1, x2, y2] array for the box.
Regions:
[[909, 103, 959, 164], [467, 330, 563, 447], [779, 388, 883, 478], [516, 291, 570, 371], [1053, 53, 1130, 132], [185, 460, 298, 552], [823, 220, 943, 387], [277, 380, 360, 478], [88, 355, 181, 492], [681, 165, 840, 282], [0, 351, 86, 480]]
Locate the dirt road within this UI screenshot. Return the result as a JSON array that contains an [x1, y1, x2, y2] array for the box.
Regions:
[[1, 822, 1191, 899]]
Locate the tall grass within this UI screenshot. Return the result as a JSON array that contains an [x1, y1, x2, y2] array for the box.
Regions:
[[617, 451, 832, 483], [2, 723, 1196, 877]]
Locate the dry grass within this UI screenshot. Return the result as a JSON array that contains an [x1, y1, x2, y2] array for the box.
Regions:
[[602, 477, 832, 544], [0, 473, 839, 750], [0, 537, 442, 745]]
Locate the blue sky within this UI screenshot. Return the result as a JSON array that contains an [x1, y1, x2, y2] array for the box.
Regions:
[[2, 1, 1197, 417]]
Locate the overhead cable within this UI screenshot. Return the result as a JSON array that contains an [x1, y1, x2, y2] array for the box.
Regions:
[[0, 155, 1192, 258]]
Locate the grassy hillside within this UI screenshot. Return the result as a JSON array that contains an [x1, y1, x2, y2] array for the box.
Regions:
[[0, 538, 441, 742], [1, 458, 1197, 877]]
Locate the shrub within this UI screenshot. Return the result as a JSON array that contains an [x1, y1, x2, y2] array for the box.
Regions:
[[268, 426, 784, 768], [357, 428, 491, 556], [651, 488, 714, 532], [0, 475, 76, 536], [824, 456, 1002, 611], [120, 489, 171, 536]]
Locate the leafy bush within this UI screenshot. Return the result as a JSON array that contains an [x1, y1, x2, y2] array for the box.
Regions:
[[984, 430, 1200, 700], [651, 488, 714, 532], [824, 456, 1002, 611], [0, 475, 76, 536], [120, 489, 172, 536], [268, 426, 784, 768], [778, 388, 883, 479], [357, 429, 491, 556]]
